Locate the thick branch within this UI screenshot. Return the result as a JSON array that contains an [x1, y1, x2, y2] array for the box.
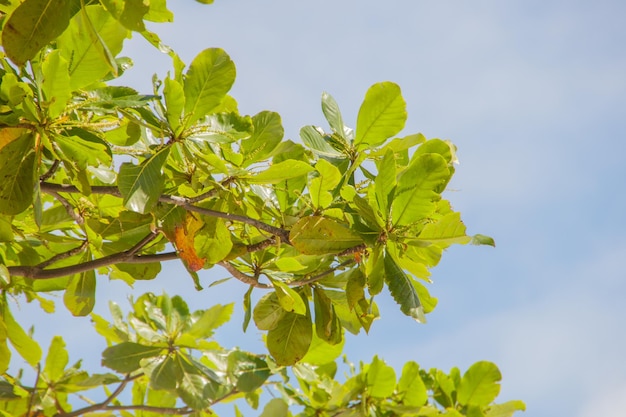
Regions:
[[8, 252, 178, 280], [8, 231, 177, 280], [58, 374, 141, 417]]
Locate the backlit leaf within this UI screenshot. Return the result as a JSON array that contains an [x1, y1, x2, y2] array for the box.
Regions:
[[458, 361, 502, 407], [290, 216, 363, 255], [411, 212, 472, 247], [313, 287, 342, 344], [354, 82, 406, 150], [102, 342, 163, 373], [183, 48, 236, 127], [271, 280, 307, 315], [392, 153, 450, 226], [247, 160, 314, 184], [375, 148, 397, 219], [44, 336, 68, 381], [227, 350, 270, 392], [41, 50, 71, 118], [486, 400, 527, 417], [267, 310, 312, 366], [2, 0, 74, 66], [300, 125, 342, 157], [118, 146, 170, 213], [57, 5, 127, 90], [0, 130, 36, 215], [398, 361, 428, 407], [321, 91, 348, 139], [2, 304, 42, 366], [241, 111, 284, 165], [253, 292, 285, 331], [63, 264, 96, 316], [384, 252, 425, 323], [367, 356, 396, 398]]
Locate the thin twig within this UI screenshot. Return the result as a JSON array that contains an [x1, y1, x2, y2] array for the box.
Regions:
[[47, 190, 84, 225], [38, 240, 89, 269], [58, 374, 142, 417], [293, 259, 355, 287], [40, 160, 60, 182], [218, 261, 271, 289], [39, 182, 291, 243], [158, 194, 290, 242], [98, 405, 195, 414], [8, 229, 177, 281]]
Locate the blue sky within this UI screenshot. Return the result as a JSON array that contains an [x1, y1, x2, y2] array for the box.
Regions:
[[11, 1, 626, 416]]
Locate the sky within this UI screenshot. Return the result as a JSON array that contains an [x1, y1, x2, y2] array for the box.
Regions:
[[10, 1, 626, 416]]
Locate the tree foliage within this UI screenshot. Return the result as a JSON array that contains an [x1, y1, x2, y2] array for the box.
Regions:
[[0, 1, 522, 416]]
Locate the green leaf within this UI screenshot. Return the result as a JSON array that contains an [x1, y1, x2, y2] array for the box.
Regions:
[[375, 148, 397, 219], [143, 0, 173, 22], [247, 159, 314, 184], [1, 0, 74, 66], [194, 216, 233, 265], [0, 322, 10, 374], [55, 134, 112, 170], [253, 292, 286, 331], [241, 111, 284, 165], [472, 234, 496, 247], [57, 5, 127, 90], [150, 354, 180, 390], [242, 285, 253, 332], [457, 361, 502, 407], [44, 336, 69, 381], [0, 130, 36, 215], [186, 112, 252, 144], [300, 325, 345, 365], [366, 356, 396, 398], [267, 310, 312, 366], [163, 76, 185, 133], [486, 400, 526, 417], [41, 50, 71, 118], [310, 159, 342, 209], [227, 350, 270, 392], [397, 361, 428, 407], [118, 146, 170, 213], [290, 216, 363, 255], [271, 280, 307, 315], [183, 48, 236, 127], [63, 267, 96, 316], [85, 86, 156, 109], [101, 342, 163, 373], [259, 398, 289, 417], [101, 0, 149, 31], [321, 91, 348, 139], [391, 153, 450, 226], [354, 82, 406, 150], [2, 304, 42, 366], [300, 125, 343, 157], [184, 303, 233, 339], [313, 287, 342, 344], [175, 354, 223, 408], [384, 252, 425, 323], [411, 212, 472, 247]]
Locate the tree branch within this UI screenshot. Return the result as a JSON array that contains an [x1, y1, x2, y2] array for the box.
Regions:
[[57, 373, 142, 417], [8, 231, 178, 280], [39, 182, 291, 243], [38, 240, 89, 269], [47, 189, 85, 225]]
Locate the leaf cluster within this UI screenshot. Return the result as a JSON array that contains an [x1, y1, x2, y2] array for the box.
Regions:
[[0, 1, 519, 416]]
